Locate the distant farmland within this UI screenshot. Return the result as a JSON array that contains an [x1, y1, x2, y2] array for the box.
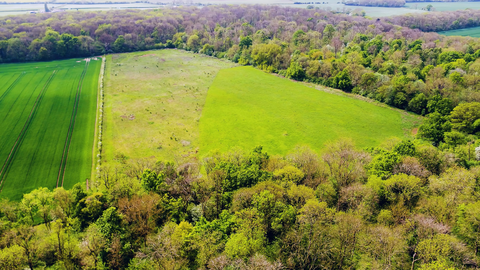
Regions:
[[199, 67, 421, 155], [0, 59, 100, 200], [438, 26, 480, 38]]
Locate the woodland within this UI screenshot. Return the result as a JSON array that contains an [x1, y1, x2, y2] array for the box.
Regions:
[[2, 138, 480, 269], [1, 5, 480, 269]]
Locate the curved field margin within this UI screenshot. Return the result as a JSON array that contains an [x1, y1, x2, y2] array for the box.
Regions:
[[0, 59, 101, 200], [199, 66, 421, 155]]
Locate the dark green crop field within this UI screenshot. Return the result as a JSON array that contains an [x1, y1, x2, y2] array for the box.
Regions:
[[0, 58, 100, 200], [199, 67, 420, 155], [438, 26, 480, 38]]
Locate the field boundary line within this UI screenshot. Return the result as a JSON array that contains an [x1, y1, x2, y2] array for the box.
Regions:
[[57, 60, 90, 188], [0, 71, 56, 192], [0, 72, 25, 103], [91, 56, 106, 183]]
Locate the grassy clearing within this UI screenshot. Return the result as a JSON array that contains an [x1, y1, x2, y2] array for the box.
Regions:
[[199, 66, 421, 156], [0, 59, 100, 200], [103, 50, 236, 164], [438, 26, 480, 38]]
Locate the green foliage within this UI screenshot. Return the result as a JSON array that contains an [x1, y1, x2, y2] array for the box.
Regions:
[[367, 149, 401, 179], [332, 69, 353, 92], [438, 51, 464, 64], [444, 131, 466, 147], [286, 62, 306, 81], [239, 36, 252, 49], [384, 174, 423, 209], [0, 245, 27, 269], [427, 95, 453, 116], [418, 112, 452, 144], [273, 165, 304, 185], [251, 43, 282, 70], [225, 208, 265, 258], [187, 34, 200, 52], [200, 43, 214, 56], [416, 234, 455, 267], [292, 30, 306, 45], [141, 169, 167, 193], [393, 140, 416, 156], [454, 202, 480, 252], [377, 209, 394, 225], [450, 102, 480, 134], [2, 142, 480, 269], [408, 93, 428, 115]]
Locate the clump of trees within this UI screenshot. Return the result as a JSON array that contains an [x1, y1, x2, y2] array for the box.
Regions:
[[1, 135, 480, 269], [418, 101, 480, 165]]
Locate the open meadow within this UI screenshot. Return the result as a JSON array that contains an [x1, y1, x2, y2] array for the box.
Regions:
[[103, 50, 236, 164], [103, 50, 420, 163], [0, 58, 100, 200], [199, 66, 421, 155]]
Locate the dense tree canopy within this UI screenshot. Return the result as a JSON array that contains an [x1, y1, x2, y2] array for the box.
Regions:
[[0, 138, 479, 269]]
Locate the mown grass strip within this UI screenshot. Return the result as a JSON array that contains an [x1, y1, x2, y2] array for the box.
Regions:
[[0, 71, 56, 192], [57, 61, 90, 187], [199, 66, 420, 155], [91, 57, 105, 182]]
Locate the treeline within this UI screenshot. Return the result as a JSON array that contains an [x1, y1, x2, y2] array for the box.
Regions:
[[385, 9, 480, 32], [1, 131, 480, 269], [345, 0, 405, 7], [1, 6, 480, 114]]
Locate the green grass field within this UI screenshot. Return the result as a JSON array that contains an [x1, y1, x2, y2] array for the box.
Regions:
[[103, 50, 236, 164], [438, 26, 480, 38], [0, 58, 100, 200], [199, 67, 420, 155]]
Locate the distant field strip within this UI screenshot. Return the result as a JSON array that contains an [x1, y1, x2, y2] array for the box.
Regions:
[[200, 67, 420, 155], [438, 26, 480, 38], [0, 59, 100, 200]]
